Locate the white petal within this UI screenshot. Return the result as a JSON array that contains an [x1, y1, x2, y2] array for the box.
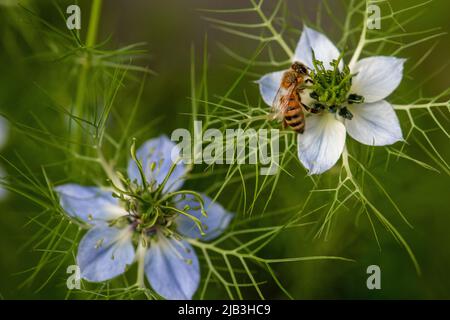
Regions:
[[345, 100, 403, 146], [77, 226, 135, 282], [293, 26, 343, 70], [299, 87, 315, 108], [351, 56, 405, 103], [256, 71, 284, 107], [297, 113, 346, 175]]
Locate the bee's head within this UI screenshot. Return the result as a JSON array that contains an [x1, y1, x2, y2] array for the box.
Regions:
[[291, 62, 308, 75]]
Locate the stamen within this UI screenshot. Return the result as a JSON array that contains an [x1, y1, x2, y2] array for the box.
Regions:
[[130, 138, 149, 189], [154, 161, 181, 196], [95, 238, 104, 249], [162, 232, 193, 265], [308, 50, 365, 116], [338, 107, 354, 120], [161, 204, 205, 235], [347, 93, 365, 104]]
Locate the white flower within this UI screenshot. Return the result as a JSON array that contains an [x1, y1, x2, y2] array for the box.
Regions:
[[258, 26, 404, 174]]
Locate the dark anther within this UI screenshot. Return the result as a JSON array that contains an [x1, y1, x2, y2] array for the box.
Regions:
[[339, 107, 353, 120], [310, 91, 319, 100], [347, 93, 365, 104], [329, 105, 338, 113], [310, 103, 324, 114]]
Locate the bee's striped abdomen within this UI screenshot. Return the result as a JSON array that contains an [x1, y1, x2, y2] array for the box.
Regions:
[[284, 94, 305, 134]]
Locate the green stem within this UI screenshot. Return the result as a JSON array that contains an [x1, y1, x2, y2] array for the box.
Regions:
[[86, 0, 103, 47], [341, 146, 353, 179], [348, 0, 368, 69], [97, 148, 124, 189], [73, 0, 103, 146], [393, 102, 448, 110], [251, 0, 293, 58]]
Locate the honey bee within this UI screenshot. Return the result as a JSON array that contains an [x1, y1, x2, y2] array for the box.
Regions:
[[272, 62, 314, 134]]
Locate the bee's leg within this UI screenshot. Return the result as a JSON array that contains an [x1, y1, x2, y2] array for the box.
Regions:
[[301, 103, 311, 112], [282, 119, 288, 129]]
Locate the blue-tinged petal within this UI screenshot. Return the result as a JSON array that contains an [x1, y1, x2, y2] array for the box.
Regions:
[[297, 113, 346, 175], [145, 235, 199, 300], [55, 184, 127, 225], [350, 56, 405, 103], [77, 226, 135, 282], [256, 71, 284, 107], [127, 135, 186, 193], [175, 194, 233, 241], [293, 26, 343, 70], [345, 100, 403, 146]]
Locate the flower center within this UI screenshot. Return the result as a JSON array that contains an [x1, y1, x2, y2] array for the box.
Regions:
[[110, 182, 177, 238], [308, 52, 365, 120], [107, 141, 205, 242]]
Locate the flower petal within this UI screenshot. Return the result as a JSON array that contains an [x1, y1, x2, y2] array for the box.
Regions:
[[127, 135, 186, 193], [145, 236, 200, 300], [350, 56, 405, 103], [294, 26, 342, 70], [175, 193, 233, 241], [55, 184, 127, 225], [345, 100, 403, 146], [256, 71, 284, 107], [297, 113, 346, 174], [77, 226, 135, 282], [0, 116, 9, 149]]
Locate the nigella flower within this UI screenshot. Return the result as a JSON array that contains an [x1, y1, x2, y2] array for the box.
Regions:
[[258, 26, 404, 174], [55, 135, 233, 299]]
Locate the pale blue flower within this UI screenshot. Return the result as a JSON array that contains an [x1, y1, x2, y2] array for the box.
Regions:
[[258, 26, 404, 174], [56, 135, 233, 299]]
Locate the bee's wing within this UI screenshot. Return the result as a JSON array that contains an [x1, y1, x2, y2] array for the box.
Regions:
[[271, 84, 296, 120]]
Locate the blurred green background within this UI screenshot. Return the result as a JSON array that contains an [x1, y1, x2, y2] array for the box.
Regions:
[[0, 0, 449, 299]]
